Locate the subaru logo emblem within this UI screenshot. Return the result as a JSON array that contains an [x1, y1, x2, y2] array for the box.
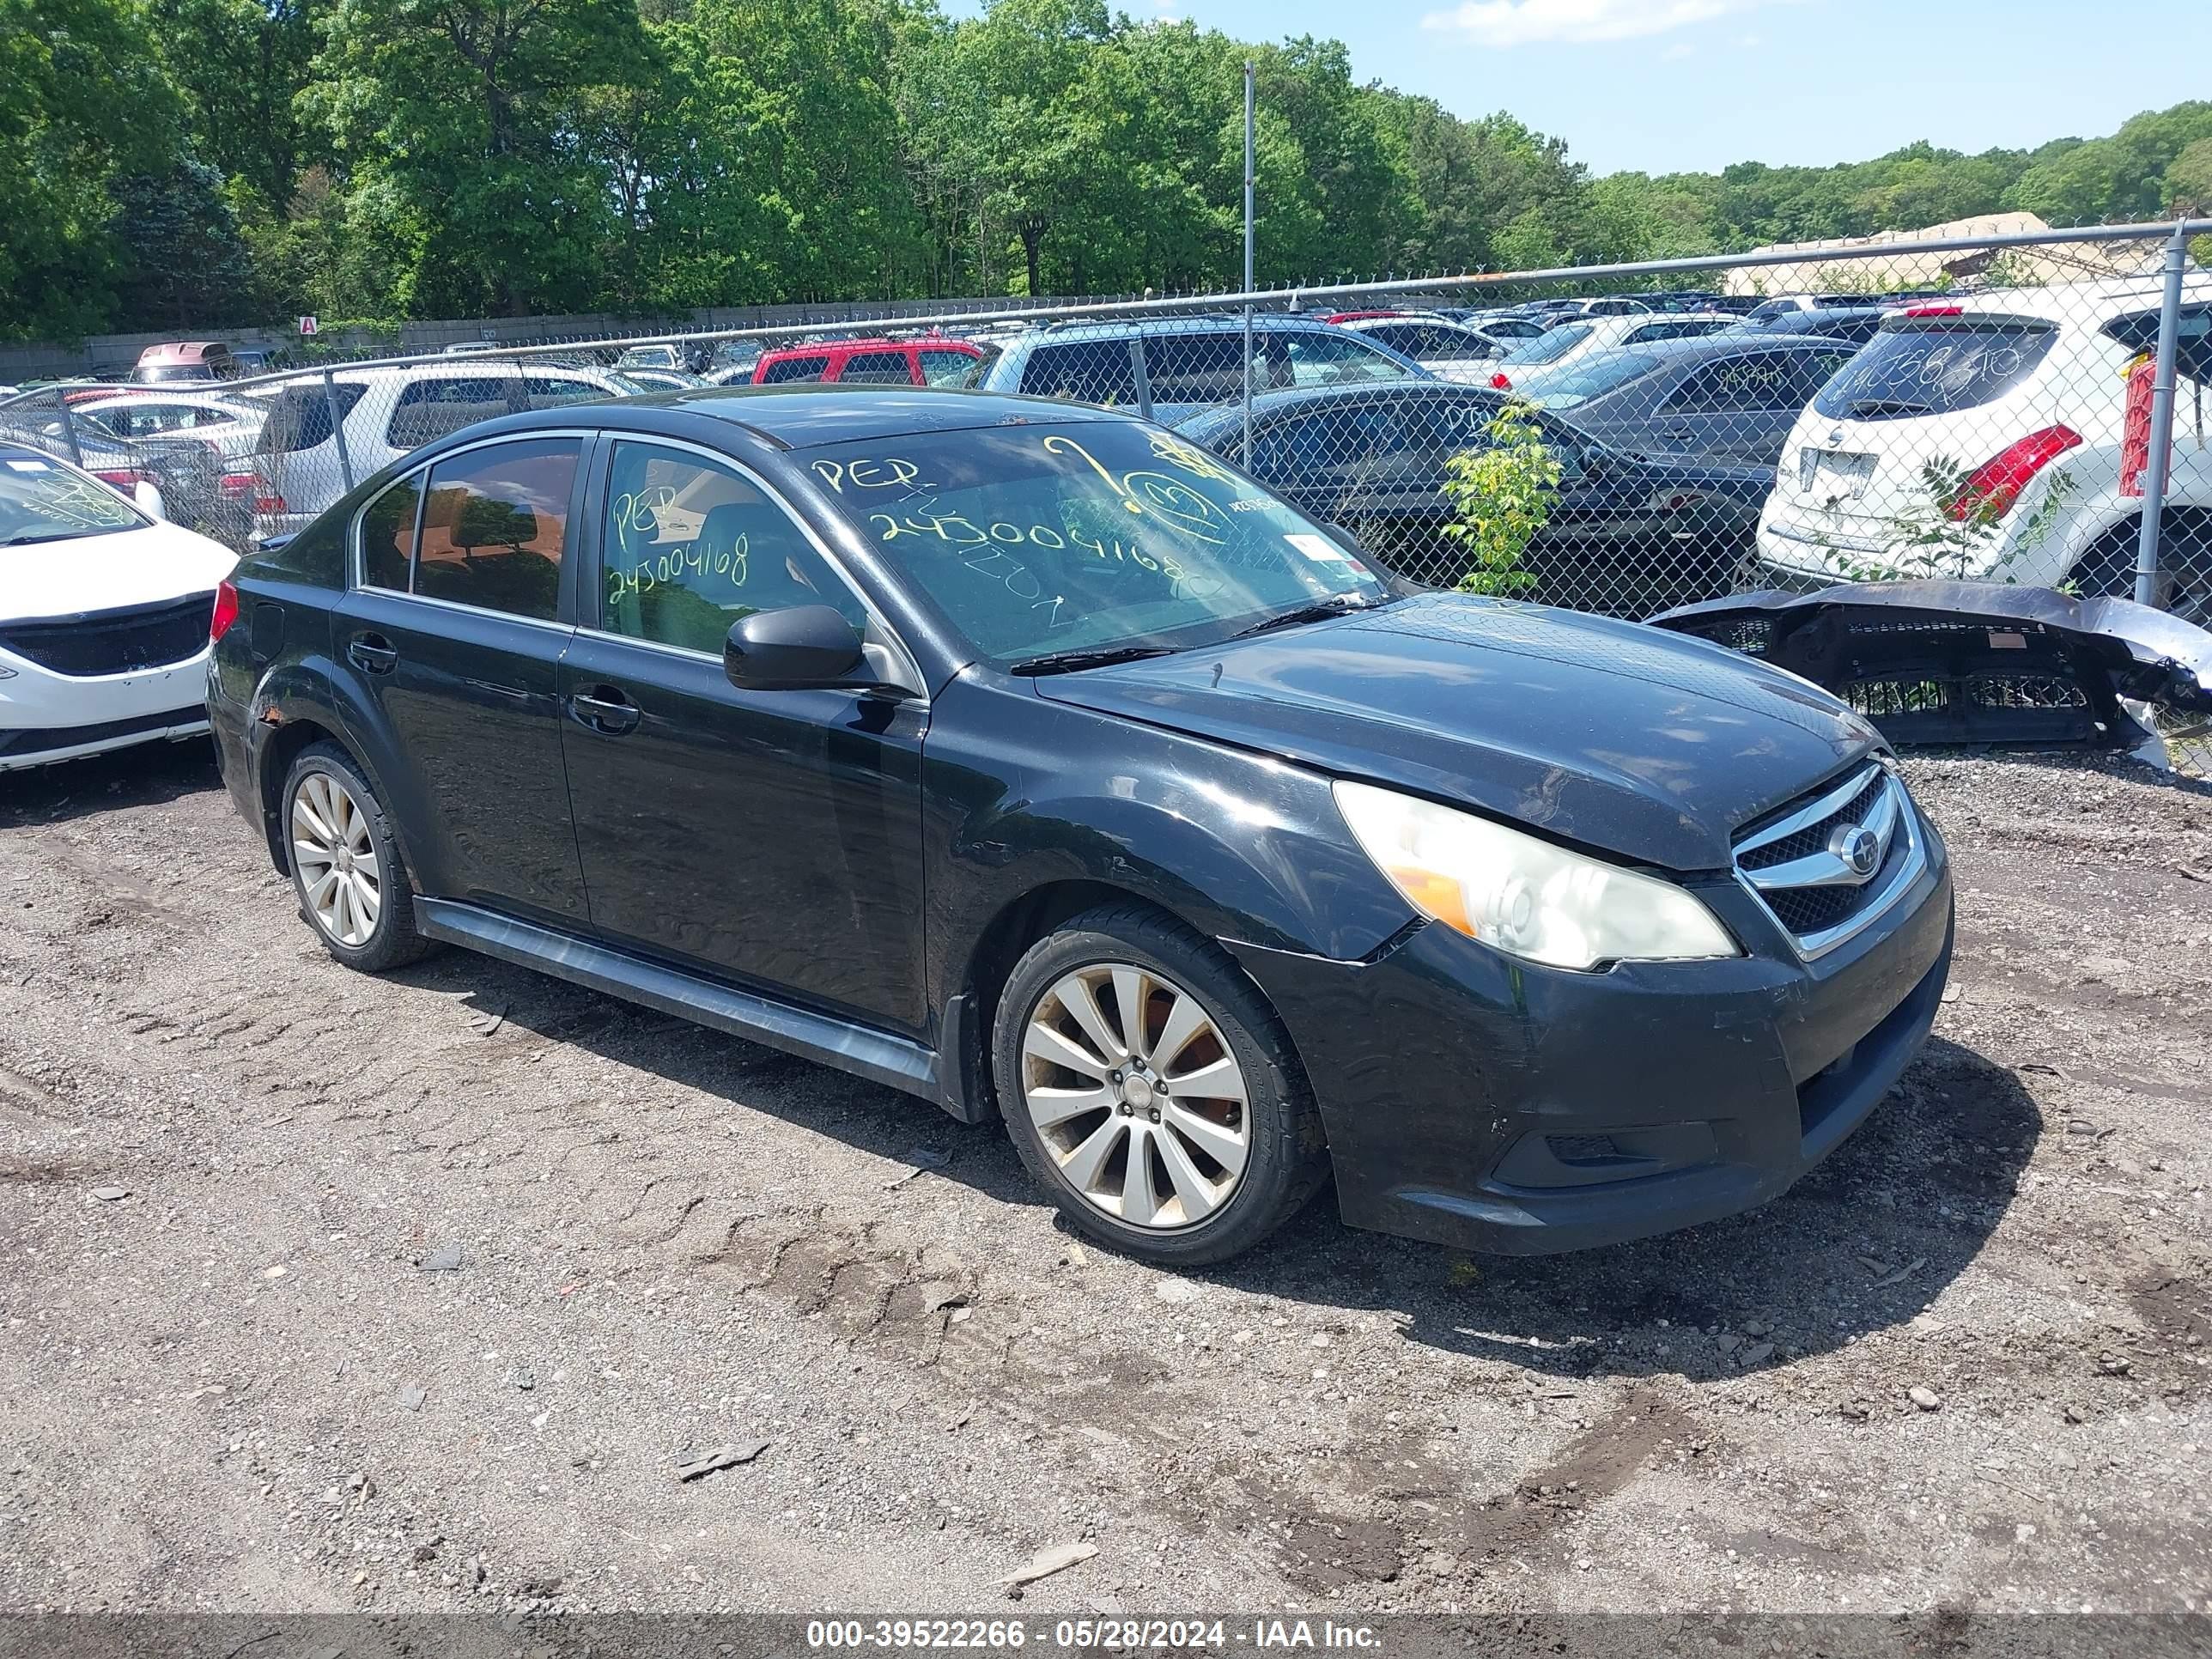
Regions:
[[1831, 823, 1881, 878]]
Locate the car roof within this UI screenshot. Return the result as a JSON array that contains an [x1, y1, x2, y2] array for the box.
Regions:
[[416, 385, 1129, 453], [1027, 313, 1347, 342], [1589, 331, 1843, 362]]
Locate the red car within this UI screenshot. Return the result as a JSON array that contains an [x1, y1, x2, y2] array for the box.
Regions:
[[751, 337, 982, 387]]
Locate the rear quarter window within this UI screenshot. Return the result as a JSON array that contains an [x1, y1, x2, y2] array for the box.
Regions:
[[1813, 317, 2057, 421]]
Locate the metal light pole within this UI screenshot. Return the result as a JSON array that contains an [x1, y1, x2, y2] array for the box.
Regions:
[[2133, 222, 2190, 606], [1238, 59, 1256, 462]]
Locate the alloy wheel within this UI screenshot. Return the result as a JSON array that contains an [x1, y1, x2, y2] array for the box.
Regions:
[[1020, 963, 1251, 1229], [290, 772, 382, 948]]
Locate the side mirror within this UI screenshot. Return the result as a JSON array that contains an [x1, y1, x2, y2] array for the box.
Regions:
[[133, 480, 168, 520], [723, 605, 868, 692]]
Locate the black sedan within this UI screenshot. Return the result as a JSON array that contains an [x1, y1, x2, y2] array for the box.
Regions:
[[1502, 332, 1862, 469], [210, 386, 1952, 1266], [1176, 381, 1776, 618]]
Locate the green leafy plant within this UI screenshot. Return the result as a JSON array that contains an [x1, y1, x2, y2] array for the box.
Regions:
[[1440, 401, 1560, 597], [1821, 454, 2076, 584]]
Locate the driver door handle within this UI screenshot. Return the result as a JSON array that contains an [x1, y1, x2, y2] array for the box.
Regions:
[[568, 685, 641, 735]]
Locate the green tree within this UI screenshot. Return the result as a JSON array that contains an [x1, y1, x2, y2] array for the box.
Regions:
[[311, 0, 653, 315], [148, 0, 323, 212], [0, 0, 189, 337]]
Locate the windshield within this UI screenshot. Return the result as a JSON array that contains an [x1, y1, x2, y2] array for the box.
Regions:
[[1522, 352, 1664, 409], [0, 453, 145, 545], [811, 422, 1391, 665], [1504, 325, 1591, 366]]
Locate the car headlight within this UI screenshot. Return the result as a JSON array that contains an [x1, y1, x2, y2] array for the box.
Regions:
[[1333, 781, 1739, 971]]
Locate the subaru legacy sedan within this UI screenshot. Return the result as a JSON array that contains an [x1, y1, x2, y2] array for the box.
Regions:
[[208, 386, 1954, 1267]]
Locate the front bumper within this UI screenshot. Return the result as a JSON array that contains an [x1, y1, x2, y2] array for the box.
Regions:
[[1233, 811, 1954, 1255], [0, 645, 216, 773]]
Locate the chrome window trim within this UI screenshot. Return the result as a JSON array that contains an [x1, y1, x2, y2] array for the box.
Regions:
[[580, 433, 927, 702]]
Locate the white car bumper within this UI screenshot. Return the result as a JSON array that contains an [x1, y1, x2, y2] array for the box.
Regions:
[[0, 646, 214, 772]]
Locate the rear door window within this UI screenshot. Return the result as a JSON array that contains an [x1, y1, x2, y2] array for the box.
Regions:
[[831, 351, 918, 384], [413, 438, 581, 620], [1018, 339, 1139, 407], [1813, 316, 2057, 421], [759, 354, 832, 385], [1274, 331, 1412, 389], [919, 348, 980, 386], [1142, 332, 1249, 405], [523, 374, 611, 409], [1664, 351, 1815, 415], [254, 384, 368, 453], [386, 377, 516, 447]]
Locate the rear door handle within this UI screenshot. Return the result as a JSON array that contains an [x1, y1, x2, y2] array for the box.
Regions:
[[568, 686, 641, 735], [348, 633, 398, 674]]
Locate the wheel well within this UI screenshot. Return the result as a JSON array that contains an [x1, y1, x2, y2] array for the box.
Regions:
[[962, 880, 1170, 1036], [2067, 508, 2212, 597], [955, 880, 1324, 1152], [256, 717, 340, 874]]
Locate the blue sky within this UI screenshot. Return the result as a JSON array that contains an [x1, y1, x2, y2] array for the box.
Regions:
[[973, 0, 2212, 177]]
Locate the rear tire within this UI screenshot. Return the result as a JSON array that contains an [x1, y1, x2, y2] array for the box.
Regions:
[[991, 903, 1328, 1267], [280, 742, 436, 973]]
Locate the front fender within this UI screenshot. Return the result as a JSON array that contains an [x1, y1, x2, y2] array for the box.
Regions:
[[921, 678, 1414, 1012]]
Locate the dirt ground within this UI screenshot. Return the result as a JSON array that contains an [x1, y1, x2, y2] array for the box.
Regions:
[[1, 739, 2207, 1619]]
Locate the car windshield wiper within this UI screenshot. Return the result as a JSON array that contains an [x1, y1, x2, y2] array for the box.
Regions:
[[1006, 644, 1180, 677], [1225, 593, 1387, 641], [0, 532, 78, 547]]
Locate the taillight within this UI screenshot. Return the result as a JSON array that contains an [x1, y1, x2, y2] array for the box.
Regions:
[[1905, 304, 1964, 318], [1490, 372, 1513, 390], [220, 470, 253, 499], [1950, 425, 2082, 520], [94, 467, 151, 494], [210, 580, 240, 643]]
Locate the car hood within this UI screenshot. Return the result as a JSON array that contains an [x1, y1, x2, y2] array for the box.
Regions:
[[3, 518, 237, 624], [1036, 593, 1881, 872]]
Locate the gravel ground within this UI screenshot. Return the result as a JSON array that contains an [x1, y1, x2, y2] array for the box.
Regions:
[[1, 740, 2208, 1619]]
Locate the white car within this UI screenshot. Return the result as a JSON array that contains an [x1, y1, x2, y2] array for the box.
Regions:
[[69, 390, 264, 457], [1755, 278, 2212, 620], [0, 441, 236, 771], [1493, 313, 1741, 394], [245, 361, 634, 540], [1336, 317, 1505, 383]]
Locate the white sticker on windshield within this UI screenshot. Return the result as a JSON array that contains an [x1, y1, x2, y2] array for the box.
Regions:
[[1285, 532, 1351, 565], [6, 459, 51, 471]]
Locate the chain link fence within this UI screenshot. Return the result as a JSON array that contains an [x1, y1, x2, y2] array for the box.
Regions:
[[3, 219, 2208, 768]]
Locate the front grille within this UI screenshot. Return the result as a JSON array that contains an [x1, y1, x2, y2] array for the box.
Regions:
[[1736, 769, 1884, 873], [1734, 763, 1923, 957], [0, 592, 215, 678]]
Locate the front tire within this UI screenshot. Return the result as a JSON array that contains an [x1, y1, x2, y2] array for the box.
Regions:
[[991, 904, 1328, 1267], [281, 742, 435, 973]]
